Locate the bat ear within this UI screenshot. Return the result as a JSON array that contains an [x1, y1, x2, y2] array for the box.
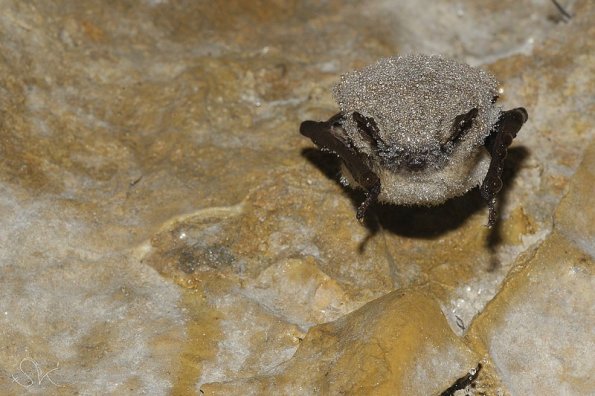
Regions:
[[442, 108, 478, 148], [352, 112, 384, 148]]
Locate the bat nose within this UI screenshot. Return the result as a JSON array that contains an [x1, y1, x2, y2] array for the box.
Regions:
[[406, 156, 427, 171]]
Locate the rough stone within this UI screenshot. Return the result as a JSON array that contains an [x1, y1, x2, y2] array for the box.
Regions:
[[0, 0, 592, 395], [200, 291, 492, 395], [468, 142, 595, 395]]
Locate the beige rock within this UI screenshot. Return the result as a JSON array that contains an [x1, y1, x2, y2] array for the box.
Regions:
[[468, 142, 595, 394], [201, 291, 487, 395], [0, 0, 592, 394]]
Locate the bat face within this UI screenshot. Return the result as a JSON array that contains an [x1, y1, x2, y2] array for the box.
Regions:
[[301, 54, 528, 227], [333, 55, 500, 173]]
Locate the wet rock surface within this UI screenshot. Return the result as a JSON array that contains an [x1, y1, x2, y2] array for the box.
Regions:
[[0, 1, 592, 395]]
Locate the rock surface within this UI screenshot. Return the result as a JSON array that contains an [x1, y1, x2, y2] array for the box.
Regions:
[[0, 0, 592, 395], [200, 291, 494, 395]]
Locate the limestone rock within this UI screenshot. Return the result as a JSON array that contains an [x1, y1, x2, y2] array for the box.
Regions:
[[0, 0, 592, 394], [468, 142, 595, 395], [201, 291, 489, 395]]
